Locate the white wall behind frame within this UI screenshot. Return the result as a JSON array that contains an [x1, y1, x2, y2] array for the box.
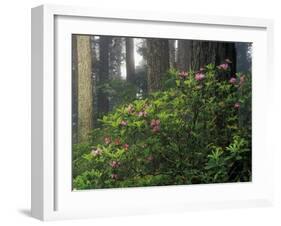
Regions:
[[0, 0, 280, 225], [54, 13, 270, 217]]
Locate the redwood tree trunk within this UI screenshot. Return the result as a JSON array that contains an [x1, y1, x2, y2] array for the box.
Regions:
[[177, 40, 236, 74], [97, 36, 110, 115], [177, 40, 192, 71], [125, 38, 135, 84], [109, 37, 123, 79], [190, 41, 236, 74], [146, 39, 169, 93], [75, 35, 94, 142], [169, 40, 176, 68], [72, 35, 78, 144]]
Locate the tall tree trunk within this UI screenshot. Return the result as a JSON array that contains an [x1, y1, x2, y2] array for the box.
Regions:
[[72, 35, 78, 144], [189, 41, 236, 74], [177, 40, 192, 71], [169, 40, 176, 68], [109, 37, 123, 79], [90, 36, 99, 127], [75, 35, 94, 142], [126, 38, 135, 84], [146, 39, 169, 93], [190, 41, 218, 70], [235, 42, 251, 73], [215, 42, 236, 75], [177, 40, 236, 74], [97, 36, 110, 115]]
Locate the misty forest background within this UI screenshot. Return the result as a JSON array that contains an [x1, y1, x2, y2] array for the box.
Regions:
[[72, 36, 251, 143]]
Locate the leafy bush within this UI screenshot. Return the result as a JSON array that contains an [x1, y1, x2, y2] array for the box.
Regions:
[[73, 62, 251, 189]]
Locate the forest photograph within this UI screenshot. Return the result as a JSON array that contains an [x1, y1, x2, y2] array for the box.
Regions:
[[72, 34, 252, 190]]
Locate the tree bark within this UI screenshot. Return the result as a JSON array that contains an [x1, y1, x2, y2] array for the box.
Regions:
[[169, 40, 176, 68], [97, 36, 110, 115], [189, 41, 236, 74], [72, 35, 78, 144], [125, 38, 135, 84], [75, 35, 94, 142], [177, 40, 236, 75], [177, 40, 192, 71], [235, 42, 251, 73], [146, 39, 169, 93], [109, 37, 123, 79]]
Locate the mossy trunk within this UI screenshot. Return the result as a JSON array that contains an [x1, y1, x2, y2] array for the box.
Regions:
[[75, 35, 93, 142], [147, 39, 169, 93]]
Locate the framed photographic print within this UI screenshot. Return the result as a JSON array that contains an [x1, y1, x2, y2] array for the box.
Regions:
[[31, 4, 274, 221]]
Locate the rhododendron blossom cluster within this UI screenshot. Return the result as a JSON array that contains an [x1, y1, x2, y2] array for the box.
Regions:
[[91, 148, 102, 157], [73, 62, 251, 190], [150, 119, 160, 133], [217, 63, 229, 70], [179, 71, 188, 79], [195, 73, 205, 81]]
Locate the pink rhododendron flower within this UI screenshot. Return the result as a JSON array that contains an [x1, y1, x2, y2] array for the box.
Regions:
[[123, 143, 129, 151], [111, 174, 118, 180], [91, 148, 102, 157], [150, 119, 160, 127], [138, 111, 148, 117], [150, 119, 160, 133], [150, 120, 155, 127], [114, 138, 121, 145], [126, 104, 134, 114], [120, 120, 128, 126], [179, 71, 188, 79], [225, 59, 232, 63], [234, 103, 240, 109], [199, 67, 205, 71], [195, 73, 205, 81], [229, 77, 237, 84], [217, 63, 229, 70], [239, 75, 245, 86], [110, 161, 120, 168], [104, 136, 111, 145]]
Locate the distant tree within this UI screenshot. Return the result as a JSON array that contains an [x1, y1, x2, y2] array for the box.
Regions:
[[90, 36, 100, 127], [177, 40, 192, 71], [146, 39, 169, 93], [136, 39, 148, 60], [235, 42, 252, 73], [109, 37, 124, 79], [135, 40, 149, 97], [73, 35, 94, 142], [125, 38, 136, 84], [169, 40, 176, 68], [97, 36, 111, 115]]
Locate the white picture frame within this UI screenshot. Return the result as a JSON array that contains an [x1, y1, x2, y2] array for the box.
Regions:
[[31, 4, 274, 221]]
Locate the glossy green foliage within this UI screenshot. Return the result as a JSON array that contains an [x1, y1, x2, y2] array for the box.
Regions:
[[73, 63, 252, 189]]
